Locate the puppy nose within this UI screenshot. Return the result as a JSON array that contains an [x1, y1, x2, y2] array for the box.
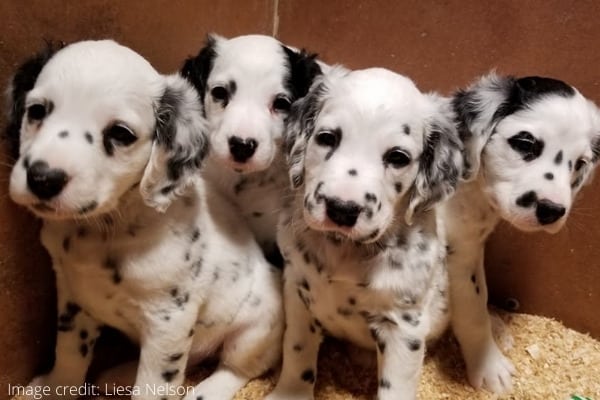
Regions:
[[228, 136, 258, 163], [27, 160, 69, 200], [536, 199, 566, 225], [325, 198, 363, 227]]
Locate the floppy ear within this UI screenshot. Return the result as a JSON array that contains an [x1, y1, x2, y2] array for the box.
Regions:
[[406, 95, 463, 224], [180, 34, 221, 103], [5, 42, 60, 158], [284, 77, 330, 189], [281, 46, 322, 100], [140, 74, 209, 212], [452, 73, 514, 180], [571, 100, 600, 190]]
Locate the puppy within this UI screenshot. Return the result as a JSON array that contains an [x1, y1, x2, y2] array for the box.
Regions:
[[266, 67, 463, 400], [7, 40, 282, 400], [181, 34, 322, 264], [445, 73, 600, 394]]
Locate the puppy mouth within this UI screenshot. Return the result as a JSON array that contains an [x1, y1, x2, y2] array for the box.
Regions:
[[303, 212, 382, 244]]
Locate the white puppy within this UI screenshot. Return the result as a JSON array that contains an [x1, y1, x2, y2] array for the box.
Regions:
[[7, 40, 282, 400], [445, 73, 600, 394], [181, 34, 322, 264], [267, 67, 463, 400]]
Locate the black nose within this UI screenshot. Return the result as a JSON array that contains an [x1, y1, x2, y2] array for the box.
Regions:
[[325, 198, 362, 227], [536, 199, 566, 225], [27, 160, 69, 200], [228, 136, 258, 163]]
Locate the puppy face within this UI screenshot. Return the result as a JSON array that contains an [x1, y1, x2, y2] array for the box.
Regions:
[[286, 68, 462, 243], [454, 75, 600, 233], [182, 34, 321, 173], [8, 40, 208, 219]]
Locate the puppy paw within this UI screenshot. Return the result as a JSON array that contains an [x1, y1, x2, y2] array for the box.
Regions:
[[465, 340, 516, 394]]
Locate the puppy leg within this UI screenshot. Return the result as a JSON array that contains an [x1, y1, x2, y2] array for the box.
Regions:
[[449, 249, 515, 394], [266, 275, 322, 400], [371, 312, 427, 400], [134, 305, 198, 400], [27, 269, 101, 400]]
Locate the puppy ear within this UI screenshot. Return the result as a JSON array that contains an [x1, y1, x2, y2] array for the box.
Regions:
[[571, 101, 600, 190], [140, 74, 209, 212], [281, 46, 322, 100], [180, 34, 221, 103], [452, 73, 514, 180], [5, 42, 60, 158], [406, 95, 463, 224], [284, 78, 328, 189]]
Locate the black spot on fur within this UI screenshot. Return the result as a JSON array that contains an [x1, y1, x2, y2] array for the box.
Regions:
[[58, 130, 68, 138], [300, 278, 310, 291], [365, 192, 377, 203], [394, 182, 403, 194], [348, 297, 356, 306], [79, 343, 88, 357], [337, 307, 353, 317], [407, 339, 422, 351], [252, 211, 263, 217], [516, 191, 537, 208], [168, 353, 184, 362], [112, 271, 122, 284], [402, 312, 420, 326], [161, 369, 179, 382], [79, 201, 98, 214], [293, 344, 303, 352], [379, 378, 391, 389], [403, 124, 411, 135], [84, 132, 93, 144], [348, 169, 357, 176], [62, 236, 70, 252], [181, 35, 217, 104], [160, 184, 176, 195], [544, 172, 554, 180], [471, 274, 476, 283], [300, 368, 316, 384], [57, 302, 81, 332], [476, 286, 480, 294], [554, 150, 563, 165], [191, 228, 200, 242], [188, 328, 195, 337]]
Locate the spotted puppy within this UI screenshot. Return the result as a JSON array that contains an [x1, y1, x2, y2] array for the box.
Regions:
[[266, 68, 463, 400], [7, 40, 282, 400], [181, 34, 322, 264], [445, 73, 600, 394]]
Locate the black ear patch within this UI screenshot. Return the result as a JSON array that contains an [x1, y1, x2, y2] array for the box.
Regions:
[[181, 35, 217, 103], [493, 76, 575, 122], [282, 46, 322, 101], [6, 42, 61, 158]]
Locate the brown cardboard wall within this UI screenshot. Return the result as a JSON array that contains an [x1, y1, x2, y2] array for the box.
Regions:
[[0, 0, 598, 397]]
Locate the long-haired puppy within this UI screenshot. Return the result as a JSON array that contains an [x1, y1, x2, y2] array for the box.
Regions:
[[445, 73, 600, 394], [266, 67, 463, 400], [181, 34, 322, 264], [7, 40, 282, 400]]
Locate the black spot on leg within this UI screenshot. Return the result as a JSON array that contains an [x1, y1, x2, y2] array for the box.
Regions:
[[348, 169, 357, 176], [79, 343, 88, 357], [62, 236, 70, 252], [161, 369, 179, 382], [407, 339, 422, 351], [544, 172, 554, 180], [554, 150, 563, 165], [379, 378, 391, 389], [301, 368, 315, 383]]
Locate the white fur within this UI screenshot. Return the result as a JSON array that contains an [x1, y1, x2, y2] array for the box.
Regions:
[[446, 73, 600, 394], [8, 40, 282, 400], [267, 68, 462, 400]]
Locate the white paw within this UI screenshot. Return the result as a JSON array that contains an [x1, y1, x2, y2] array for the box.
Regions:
[[466, 340, 516, 394]]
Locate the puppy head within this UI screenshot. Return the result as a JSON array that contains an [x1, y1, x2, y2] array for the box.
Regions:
[[8, 40, 208, 219], [453, 74, 600, 233], [285, 67, 462, 242], [181, 34, 321, 173]]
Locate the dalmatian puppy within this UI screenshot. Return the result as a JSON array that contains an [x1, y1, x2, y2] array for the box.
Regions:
[[181, 34, 322, 265], [445, 73, 600, 394], [266, 67, 463, 400], [7, 40, 282, 400]]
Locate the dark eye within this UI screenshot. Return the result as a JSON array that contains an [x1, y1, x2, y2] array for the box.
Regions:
[[383, 147, 411, 168], [210, 86, 229, 103], [272, 95, 291, 112], [27, 103, 47, 121], [507, 131, 544, 161], [315, 129, 341, 148], [105, 123, 137, 146], [575, 157, 589, 172]]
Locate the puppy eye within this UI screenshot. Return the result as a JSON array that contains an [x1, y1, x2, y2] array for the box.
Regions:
[[575, 157, 589, 172], [507, 131, 543, 161], [315, 130, 341, 148], [210, 86, 229, 103], [105, 123, 137, 146], [27, 103, 47, 121], [272, 95, 291, 112], [383, 147, 411, 168]]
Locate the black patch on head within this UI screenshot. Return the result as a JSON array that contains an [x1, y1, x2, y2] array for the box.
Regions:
[[348, 169, 357, 176], [161, 369, 179, 383], [281, 46, 322, 101], [6, 42, 60, 158], [300, 368, 316, 384], [181, 35, 217, 103], [516, 191, 537, 208], [379, 378, 391, 389], [544, 172, 554, 180], [554, 150, 563, 165]]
